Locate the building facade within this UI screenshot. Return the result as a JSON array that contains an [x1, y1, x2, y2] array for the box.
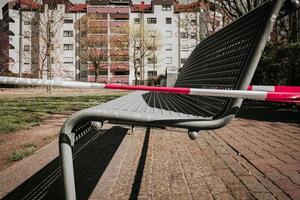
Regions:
[[0, 0, 227, 84], [130, 0, 179, 85], [86, 0, 130, 84]]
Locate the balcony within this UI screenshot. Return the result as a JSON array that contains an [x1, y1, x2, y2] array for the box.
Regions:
[[88, 6, 130, 14], [88, 75, 129, 83], [88, 62, 129, 71]]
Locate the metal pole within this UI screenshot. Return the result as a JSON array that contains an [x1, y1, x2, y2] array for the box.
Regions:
[[19, 6, 23, 78], [60, 140, 76, 200]]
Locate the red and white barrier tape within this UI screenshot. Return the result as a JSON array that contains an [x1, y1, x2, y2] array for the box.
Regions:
[[0, 76, 299, 103], [248, 85, 300, 93]]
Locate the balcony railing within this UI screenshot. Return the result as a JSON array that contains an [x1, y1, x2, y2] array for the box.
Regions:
[[88, 75, 129, 83]]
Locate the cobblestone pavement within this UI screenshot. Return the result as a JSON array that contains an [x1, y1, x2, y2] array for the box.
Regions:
[[90, 122, 292, 200], [215, 119, 300, 200], [1, 119, 298, 200]]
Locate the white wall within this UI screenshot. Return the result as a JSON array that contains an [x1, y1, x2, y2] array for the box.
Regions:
[[129, 4, 179, 83]]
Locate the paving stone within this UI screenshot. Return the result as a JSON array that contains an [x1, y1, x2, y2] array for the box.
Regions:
[[253, 192, 277, 200], [240, 176, 268, 193], [213, 192, 235, 200], [204, 176, 228, 195], [281, 171, 300, 185], [256, 164, 277, 173], [272, 162, 300, 171], [273, 179, 300, 192], [287, 189, 300, 200], [266, 171, 289, 181]]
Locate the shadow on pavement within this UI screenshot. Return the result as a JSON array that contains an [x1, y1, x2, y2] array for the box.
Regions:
[[238, 104, 300, 124], [129, 127, 150, 200], [2, 126, 128, 200]]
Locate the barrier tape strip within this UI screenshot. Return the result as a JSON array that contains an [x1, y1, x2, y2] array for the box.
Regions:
[[0, 76, 299, 103]]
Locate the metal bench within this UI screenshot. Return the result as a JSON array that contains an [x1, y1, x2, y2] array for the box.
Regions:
[[58, 1, 284, 199], [0, 0, 284, 199]]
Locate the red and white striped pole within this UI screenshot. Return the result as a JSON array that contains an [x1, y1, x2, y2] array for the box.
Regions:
[[0, 76, 299, 103]]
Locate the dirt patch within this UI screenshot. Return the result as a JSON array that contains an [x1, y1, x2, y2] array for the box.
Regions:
[[0, 87, 127, 97], [0, 113, 69, 172]]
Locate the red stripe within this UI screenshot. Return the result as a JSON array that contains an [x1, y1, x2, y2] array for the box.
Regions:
[[105, 84, 190, 94], [266, 92, 300, 103], [249, 85, 300, 93], [274, 86, 300, 93]]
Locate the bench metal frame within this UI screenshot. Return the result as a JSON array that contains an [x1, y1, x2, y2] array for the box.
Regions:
[[56, 1, 284, 199]]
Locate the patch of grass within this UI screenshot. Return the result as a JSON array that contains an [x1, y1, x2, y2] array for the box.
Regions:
[[0, 94, 124, 135], [42, 136, 56, 145], [8, 146, 36, 162], [23, 142, 36, 148]]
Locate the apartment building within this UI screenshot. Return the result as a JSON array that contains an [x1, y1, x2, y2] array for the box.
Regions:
[[176, 1, 223, 68], [0, 0, 86, 80], [86, 0, 130, 84], [130, 0, 179, 84], [1, 0, 36, 75], [0, 0, 225, 84]]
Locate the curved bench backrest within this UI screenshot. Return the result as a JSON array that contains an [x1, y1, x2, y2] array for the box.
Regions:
[[174, 0, 283, 119]]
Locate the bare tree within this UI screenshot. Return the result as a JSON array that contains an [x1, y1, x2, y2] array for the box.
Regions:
[[178, 1, 224, 43], [22, 1, 66, 81], [128, 25, 162, 85], [216, 0, 268, 20]]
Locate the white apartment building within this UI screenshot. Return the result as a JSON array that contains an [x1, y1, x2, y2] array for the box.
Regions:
[[1, 1, 33, 75], [178, 4, 223, 68], [1, 0, 86, 80], [0, 0, 224, 84], [130, 0, 179, 84]]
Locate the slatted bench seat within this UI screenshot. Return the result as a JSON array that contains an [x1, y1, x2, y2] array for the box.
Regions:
[[58, 1, 284, 199]]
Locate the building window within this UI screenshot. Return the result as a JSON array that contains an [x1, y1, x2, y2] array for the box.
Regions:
[[190, 32, 197, 39], [166, 44, 172, 51], [64, 19, 73, 24], [147, 57, 157, 64], [166, 18, 172, 24], [162, 5, 171, 11], [63, 44, 73, 50], [24, 31, 30, 38], [63, 30, 73, 37], [24, 45, 30, 51], [181, 45, 189, 51], [148, 70, 157, 77], [115, 71, 129, 75], [134, 18, 140, 24], [165, 31, 172, 38], [181, 32, 188, 38], [63, 57, 73, 64], [166, 57, 172, 64], [98, 70, 108, 75], [181, 58, 187, 64], [147, 18, 157, 24]]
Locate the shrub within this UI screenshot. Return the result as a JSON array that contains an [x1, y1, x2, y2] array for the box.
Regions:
[[252, 42, 300, 85]]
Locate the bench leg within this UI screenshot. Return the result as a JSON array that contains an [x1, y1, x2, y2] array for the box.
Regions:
[[128, 125, 135, 135], [91, 121, 103, 131], [60, 134, 76, 200], [188, 129, 200, 140]]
